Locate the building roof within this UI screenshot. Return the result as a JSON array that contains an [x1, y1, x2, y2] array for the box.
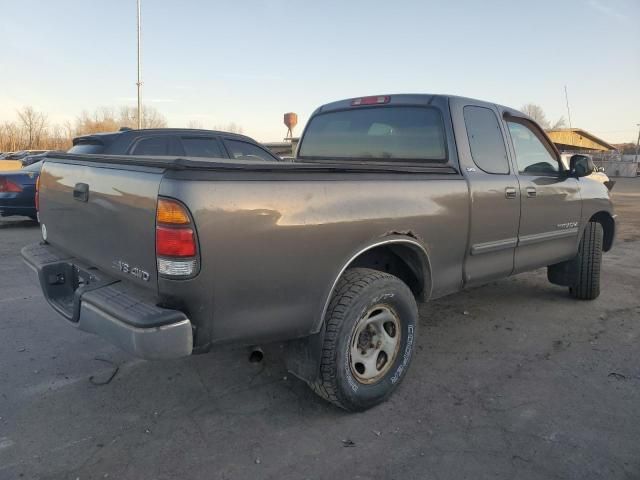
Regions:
[[546, 128, 616, 152]]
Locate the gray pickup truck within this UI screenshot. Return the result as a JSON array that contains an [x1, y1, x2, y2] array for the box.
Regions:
[[22, 94, 615, 411]]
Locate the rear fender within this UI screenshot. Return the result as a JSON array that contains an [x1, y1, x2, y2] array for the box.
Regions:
[[286, 236, 432, 384]]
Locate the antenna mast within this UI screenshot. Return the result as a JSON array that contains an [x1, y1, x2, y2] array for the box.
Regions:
[[136, 0, 142, 129], [564, 85, 572, 129]]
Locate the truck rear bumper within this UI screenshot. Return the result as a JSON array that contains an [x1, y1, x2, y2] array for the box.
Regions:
[[21, 242, 193, 360]]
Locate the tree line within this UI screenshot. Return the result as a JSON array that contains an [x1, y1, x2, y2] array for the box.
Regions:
[[0, 105, 246, 154], [0, 105, 168, 153], [1, 101, 569, 154]]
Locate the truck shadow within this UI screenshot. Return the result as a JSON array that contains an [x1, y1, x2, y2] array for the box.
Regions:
[[0, 217, 39, 229]]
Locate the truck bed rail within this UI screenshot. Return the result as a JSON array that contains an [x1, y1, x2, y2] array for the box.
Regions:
[[44, 153, 459, 175]]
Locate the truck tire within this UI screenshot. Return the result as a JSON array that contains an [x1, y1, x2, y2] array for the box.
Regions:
[[311, 268, 418, 411], [570, 221, 603, 300]]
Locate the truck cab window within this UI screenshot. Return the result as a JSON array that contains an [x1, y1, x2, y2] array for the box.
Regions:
[[463, 106, 509, 174], [130, 136, 171, 156], [507, 121, 559, 174], [225, 139, 275, 162], [298, 106, 447, 162], [181, 137, 224, 158]]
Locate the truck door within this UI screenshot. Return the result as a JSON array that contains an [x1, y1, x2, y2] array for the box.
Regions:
[[502, 115, 582, 273], [450, 99, 521, 285]]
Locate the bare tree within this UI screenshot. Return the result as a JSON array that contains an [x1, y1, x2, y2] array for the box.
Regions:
[[213, 122, 243, 134], [119, 105, 167, 129], [0, 122, 24, 151], [520, 104, 550, 129], [73, 105, 167, 136], [74, 108, 119, 136], [187, 120, 204, 129], [520, 104, 567, 130], [48, 124, 73, 151], [16, 106, 48, 149], [550, 116, 567, 129]]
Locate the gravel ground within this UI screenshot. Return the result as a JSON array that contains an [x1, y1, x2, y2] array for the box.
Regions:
[[0, 178, 638, 480]]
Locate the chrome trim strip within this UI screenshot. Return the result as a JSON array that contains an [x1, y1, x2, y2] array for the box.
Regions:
[[470, 237, 518, 255], [318, 238, 432, 332], [518, 228, 579, 246]]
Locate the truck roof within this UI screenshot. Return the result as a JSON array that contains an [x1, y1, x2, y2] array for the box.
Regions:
[[73, 128, 256, 147], [313, 93, 522, 118]]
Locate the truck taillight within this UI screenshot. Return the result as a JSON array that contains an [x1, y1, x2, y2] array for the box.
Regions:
[[156, 198, 198, 278], [35, 176, 40, 210], [0, 177, 22, 193], [156, 227, 196, 257], [157, 198, 190, 224]]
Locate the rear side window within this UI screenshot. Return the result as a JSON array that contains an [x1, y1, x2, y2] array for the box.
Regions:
[[298, 106, 447, 162], [181, 137, 224, 158], [225, 139, 276, 162], [463, 106, 509, 174], [68, 143, 105, 154], [130, 136, 171, 156]]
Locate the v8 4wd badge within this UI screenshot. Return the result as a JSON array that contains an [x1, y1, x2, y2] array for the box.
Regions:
[[112, 260, 150, 282]]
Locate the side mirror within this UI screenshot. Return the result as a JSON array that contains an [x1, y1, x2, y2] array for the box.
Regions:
[[569, 155, 595, 177]]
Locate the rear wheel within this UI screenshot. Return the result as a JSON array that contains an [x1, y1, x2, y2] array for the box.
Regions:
[[570, 221, 603, 300], [311, 268, 418, 411]]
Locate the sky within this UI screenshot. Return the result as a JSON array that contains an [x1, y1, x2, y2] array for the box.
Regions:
[[1, 0, 639, 143]]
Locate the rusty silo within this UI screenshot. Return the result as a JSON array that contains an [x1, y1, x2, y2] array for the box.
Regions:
[[284, 112, 298, 140]]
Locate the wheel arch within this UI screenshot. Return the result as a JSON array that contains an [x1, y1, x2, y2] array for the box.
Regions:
[[588, 211, 615, 251], [313, 236, 432, 334]]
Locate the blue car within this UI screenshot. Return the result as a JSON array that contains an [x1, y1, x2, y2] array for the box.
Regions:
[[0, 161, 41, 220]]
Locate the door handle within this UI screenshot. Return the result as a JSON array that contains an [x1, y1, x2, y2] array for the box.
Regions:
[[526, 187, 537, 198], [505, 187, 517, 199], [73, 183, 89, 202]]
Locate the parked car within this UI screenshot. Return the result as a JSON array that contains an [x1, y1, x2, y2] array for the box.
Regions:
[[21, 152, 51, 167], [0, 150, 48, 171], [22, 95, 615, 411], [560, 153, 614, 190], [0, 160, 42, 219], [1, 129, 277, 219], [2, 150, 47, 160], [66, 127, 281, 161]]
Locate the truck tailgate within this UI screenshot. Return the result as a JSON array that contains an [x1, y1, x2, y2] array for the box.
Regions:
[[38, 160, 163, 290]]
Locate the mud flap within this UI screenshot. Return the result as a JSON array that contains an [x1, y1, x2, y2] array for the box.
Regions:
[[547, 256, 579, 287], [283, 331, 325, 385]]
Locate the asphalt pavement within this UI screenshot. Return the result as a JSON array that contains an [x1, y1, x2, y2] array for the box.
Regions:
[[1, 179, 639, 480]]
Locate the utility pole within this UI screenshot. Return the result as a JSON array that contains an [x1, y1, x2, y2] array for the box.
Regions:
[[136, 0, 142, 129], [564, 85, 572, 129], [635, 123, 640, 163]]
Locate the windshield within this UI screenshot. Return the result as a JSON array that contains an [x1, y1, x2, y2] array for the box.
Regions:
[[298, 106, 447, 162]]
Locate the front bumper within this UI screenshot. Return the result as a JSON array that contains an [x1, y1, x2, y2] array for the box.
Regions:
[[21, 242, 193, 360]]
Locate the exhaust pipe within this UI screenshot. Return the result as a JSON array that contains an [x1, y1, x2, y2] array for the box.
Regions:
[[249, 347, 264, 363]]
